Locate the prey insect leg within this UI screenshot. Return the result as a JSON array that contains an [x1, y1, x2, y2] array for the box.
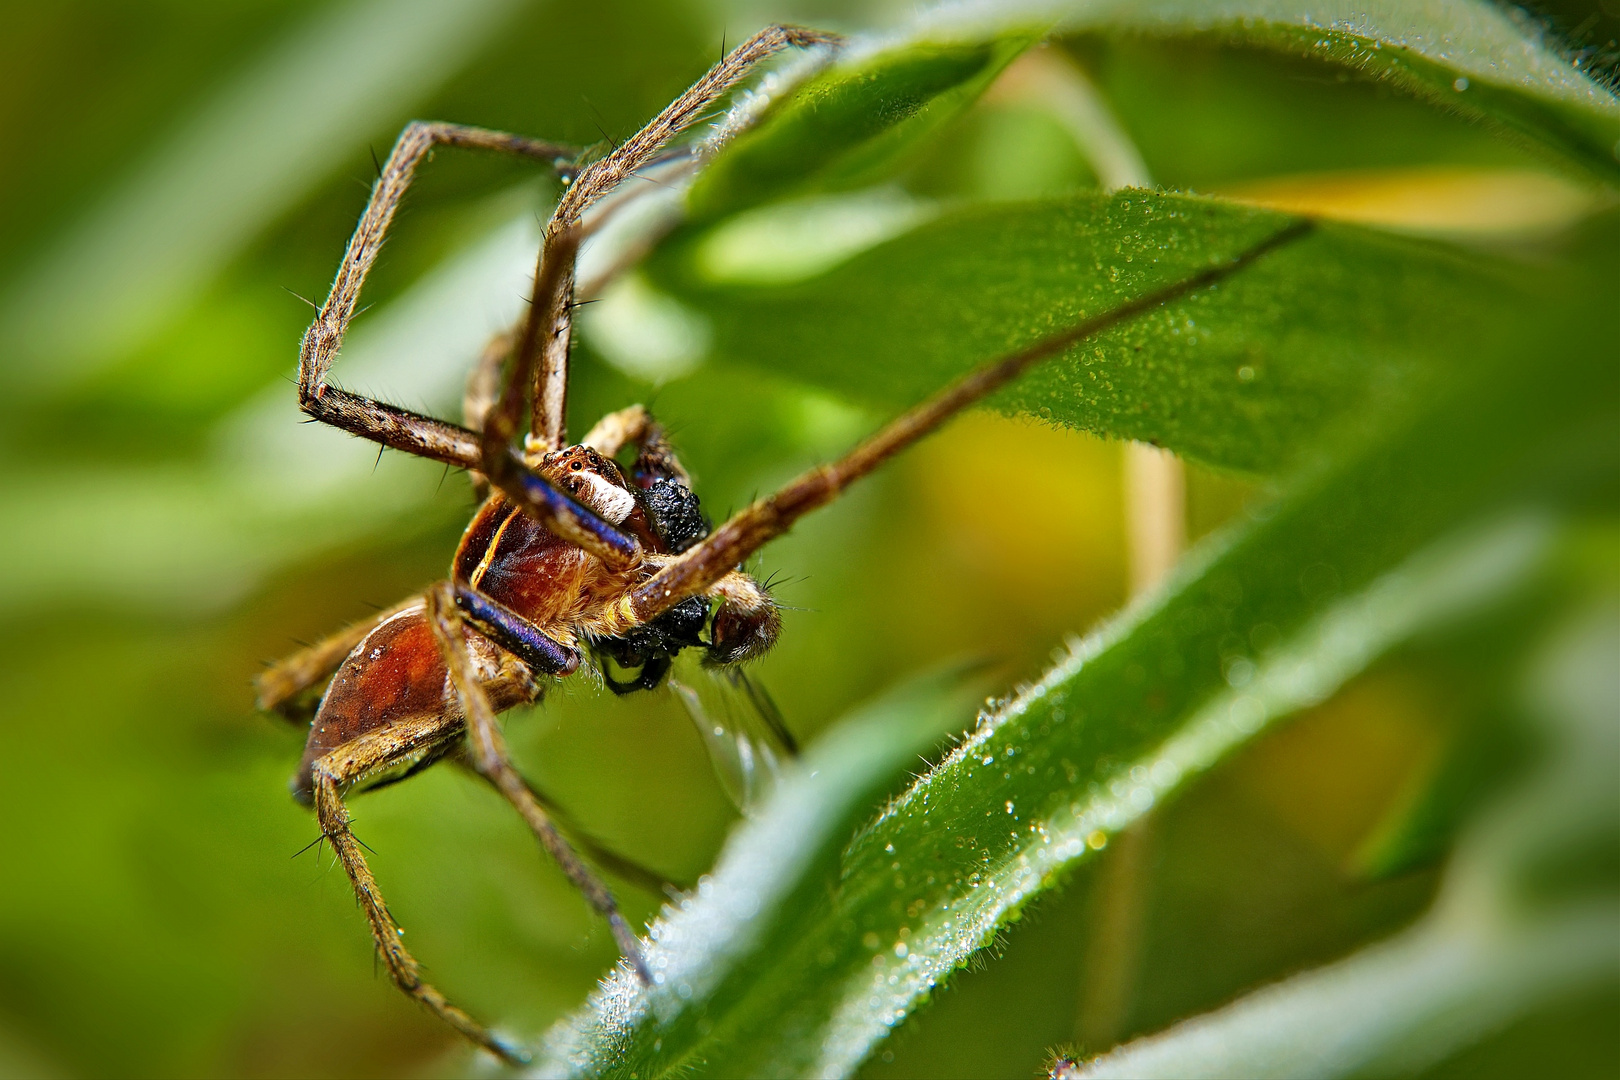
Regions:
[[309, 715, 528, 1066], [627, 222, 1315, 622], [299, 122, 577, 470], [424, 583, 654, 983]]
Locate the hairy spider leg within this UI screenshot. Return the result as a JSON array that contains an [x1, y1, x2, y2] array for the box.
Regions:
[[450, 758, 683, 895], [290, 121, 644, 570], [297, 121, 576, 470], [423, 582, 653, 982], [625, 221, 1316, 625], [309, 713, 530, 1066], [515, 25, 843, 453]]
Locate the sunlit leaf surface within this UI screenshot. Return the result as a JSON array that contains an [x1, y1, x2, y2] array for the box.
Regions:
[[652, 191, 1525, 472]]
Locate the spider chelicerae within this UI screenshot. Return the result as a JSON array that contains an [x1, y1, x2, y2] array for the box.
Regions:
[[254, 23, 1304, 1064]]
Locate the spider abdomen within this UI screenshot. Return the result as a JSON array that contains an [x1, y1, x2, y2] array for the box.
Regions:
[[291, 604, 535, 803]]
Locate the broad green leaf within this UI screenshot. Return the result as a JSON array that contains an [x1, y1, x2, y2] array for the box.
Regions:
[[686, 30, 1040, 223], [652, 190, 1526, 473]]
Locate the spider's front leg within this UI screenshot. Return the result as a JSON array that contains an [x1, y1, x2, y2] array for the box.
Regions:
[[297, 121, 576, 470], [625, 221, 1315, 624], [424, 582, 653, 984]]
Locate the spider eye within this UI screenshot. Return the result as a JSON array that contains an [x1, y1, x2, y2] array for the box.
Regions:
[[570, 460, 583, 471]]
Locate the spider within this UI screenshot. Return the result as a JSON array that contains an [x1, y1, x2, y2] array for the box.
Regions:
[[253, 23, 1305, 1065]]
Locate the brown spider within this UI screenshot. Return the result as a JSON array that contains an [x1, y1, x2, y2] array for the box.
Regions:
[[253, 23, 1306, 1065]]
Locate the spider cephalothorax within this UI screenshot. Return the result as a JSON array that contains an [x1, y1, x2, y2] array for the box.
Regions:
[[587, 437, 715, 694]]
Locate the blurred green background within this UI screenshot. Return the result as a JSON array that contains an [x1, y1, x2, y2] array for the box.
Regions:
[[0, 2, 1614, 1077]]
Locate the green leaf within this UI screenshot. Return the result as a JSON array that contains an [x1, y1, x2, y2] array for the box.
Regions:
[[653, 190, 1528, 473], [1047, 0, 1620, 182], [686, 30, 1040, 223], [1074, 590, 1620, 1079], [1071, 900, 1619, 1079], [538, 666, 985, 1072]]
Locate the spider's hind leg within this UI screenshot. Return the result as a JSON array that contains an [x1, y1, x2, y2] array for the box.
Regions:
[[309, 715, 528, 1066], [424, 582, 653, 984], [452, 757, 684, 896]]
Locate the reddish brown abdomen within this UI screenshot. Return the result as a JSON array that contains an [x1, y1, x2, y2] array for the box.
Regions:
[[292, 606, 448, 803]]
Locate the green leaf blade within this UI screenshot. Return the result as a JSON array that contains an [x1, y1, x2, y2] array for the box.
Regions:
[[1053, 0, 1620, 182], [687, 30, 1040, 223], [654, 190, 1528, 473]]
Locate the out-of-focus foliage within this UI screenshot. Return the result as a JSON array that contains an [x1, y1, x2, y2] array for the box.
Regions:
[[0, 2, 1613, 1080]]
